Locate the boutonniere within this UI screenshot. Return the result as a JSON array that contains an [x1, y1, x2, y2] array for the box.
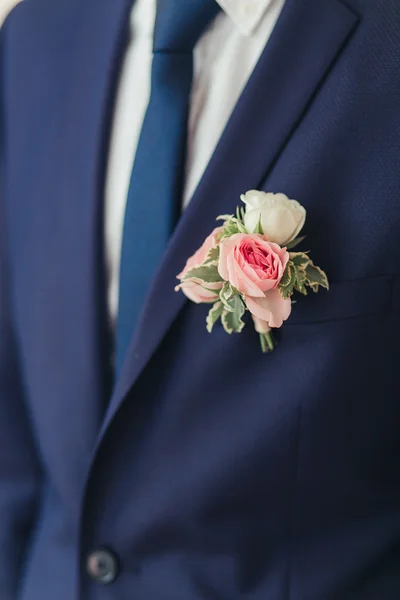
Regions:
[[175, 191, 329, 353]]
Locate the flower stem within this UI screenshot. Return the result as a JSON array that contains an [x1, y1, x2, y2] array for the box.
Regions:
[[259, 333, 267, 353], [259, 332, 275, 353], [266, 331, 275, 352]]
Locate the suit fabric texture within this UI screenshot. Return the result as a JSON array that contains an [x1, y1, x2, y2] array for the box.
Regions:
[[1, 0, 400, 599]]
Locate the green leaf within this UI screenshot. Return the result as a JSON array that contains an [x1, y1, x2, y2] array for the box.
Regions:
[[217, 210, 251, 239], [220, 282, 235, 311], [222, 222, 240, 237], [237, 220, 248, 233], [221, 295, 246, 334], [217, 214, 234, 223], [234, 206, 248, 232], [279, 260, 308, 299], [279, 262, 299, 299], [293, 266, 307, 295], [183, 263, 222, 284], [279, 269, 296, 299], [203, 246, 219, 265], [222, 216, 247, 237], [286, 235, 306, 250], [305, 261, 329, 292], [289, 252, 310, 269], [253, 216, 264, 235], [280, 264, 292, 288], [206, 301, 224, 333], [220, 282, 242, 312]]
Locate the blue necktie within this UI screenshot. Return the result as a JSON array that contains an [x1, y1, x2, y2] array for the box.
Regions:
[[115, 0, 221, 374]]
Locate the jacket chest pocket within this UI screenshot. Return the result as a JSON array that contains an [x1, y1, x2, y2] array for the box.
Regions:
[[286, 274, 396, 325]]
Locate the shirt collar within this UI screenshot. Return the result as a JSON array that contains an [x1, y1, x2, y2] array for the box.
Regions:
[[216, 0, 274, 36]]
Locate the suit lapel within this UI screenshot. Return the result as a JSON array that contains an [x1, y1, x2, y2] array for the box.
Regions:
[[99, 0, 359, 438], [56, 0, 132, 445]]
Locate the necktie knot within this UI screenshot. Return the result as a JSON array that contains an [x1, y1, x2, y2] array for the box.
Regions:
[[154, 0, 221, 53]]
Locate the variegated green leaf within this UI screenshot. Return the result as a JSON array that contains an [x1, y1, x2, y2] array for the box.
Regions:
[[280, 264, 292, 288], [206, 301, 224, 333], [279, 261, 308, 299], [294, 266, 308, 295], [289, 251, 309, 269], [279, 268, 296, 299], [220, 282, 236, 312], [183, 263, 222, 284], [220, 281, 234, 299], [305, 261, 329, 292], [221, 295, 246, 334], [203, 246, 219, 265]]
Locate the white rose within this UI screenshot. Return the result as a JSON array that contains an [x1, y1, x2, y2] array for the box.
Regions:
[[242, 190, 306, 246]]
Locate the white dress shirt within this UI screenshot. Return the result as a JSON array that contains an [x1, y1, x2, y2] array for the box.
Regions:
[[0, 0, 22, 27], [105, 0, 285, 323]]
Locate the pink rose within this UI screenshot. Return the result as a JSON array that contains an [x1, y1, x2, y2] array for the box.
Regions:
[[218, 233, 289, 295], [177, 227, 223, 303], [246, 289, 292, 328], [218, 233, 292, 328]]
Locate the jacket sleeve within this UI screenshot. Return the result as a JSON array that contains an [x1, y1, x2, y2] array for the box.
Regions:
[[0, 14, 43, 600]]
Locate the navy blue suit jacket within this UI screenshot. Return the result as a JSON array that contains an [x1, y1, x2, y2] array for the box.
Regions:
[[1, 0, 400, 598]]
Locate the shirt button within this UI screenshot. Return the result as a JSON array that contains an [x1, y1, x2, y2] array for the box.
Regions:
[[86, 548, 119, 584]]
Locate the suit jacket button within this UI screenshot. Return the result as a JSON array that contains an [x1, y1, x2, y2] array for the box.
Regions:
[[86, 548, 119, 584]]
